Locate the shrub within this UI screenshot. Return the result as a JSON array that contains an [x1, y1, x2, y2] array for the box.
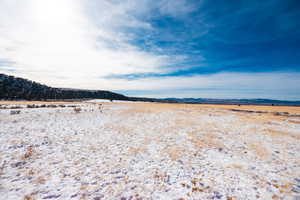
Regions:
[[24, 146, 34, 159], [0, 105, 7, 109], [10, 106, 22, 109], [27, 104, 35, 108], [47, 104, 57, 108], [24, 195, 35, 200], [10, 110, 21, 115], [74, 107, 82, 113]]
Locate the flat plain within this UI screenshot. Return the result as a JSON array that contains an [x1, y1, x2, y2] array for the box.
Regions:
[[0, 101, 300, 200]]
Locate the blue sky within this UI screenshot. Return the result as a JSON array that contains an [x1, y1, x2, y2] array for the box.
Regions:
[[0, 0, 300, 100]]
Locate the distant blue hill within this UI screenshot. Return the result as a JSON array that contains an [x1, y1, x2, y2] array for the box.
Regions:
[[163, 98, 300, 106]]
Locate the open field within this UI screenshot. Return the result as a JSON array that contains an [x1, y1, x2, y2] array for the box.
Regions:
[[0, 101, 300, 199]]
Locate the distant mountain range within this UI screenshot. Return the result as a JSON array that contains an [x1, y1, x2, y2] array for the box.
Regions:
[[163, 98, 300, 106], [1, 73, 300, 106]]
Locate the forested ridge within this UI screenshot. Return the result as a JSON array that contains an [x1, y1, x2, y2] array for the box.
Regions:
[[0, 74, 128, 100]]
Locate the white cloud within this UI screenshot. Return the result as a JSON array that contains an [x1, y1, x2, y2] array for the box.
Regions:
[[158, 0, 198, 18], [0, 0, 187, 81]]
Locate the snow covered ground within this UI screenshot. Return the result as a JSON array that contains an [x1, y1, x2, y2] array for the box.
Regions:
[[0, 102, 300, 200]]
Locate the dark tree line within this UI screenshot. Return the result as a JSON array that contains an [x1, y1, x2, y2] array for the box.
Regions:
[[0, 74, 129, 101]]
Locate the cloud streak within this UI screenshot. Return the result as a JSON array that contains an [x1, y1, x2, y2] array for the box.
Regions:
[[40, 71, 300, 100]]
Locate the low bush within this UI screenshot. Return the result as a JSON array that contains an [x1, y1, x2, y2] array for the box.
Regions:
[[27, 104, 36, 108], [10, 110, 21, 115], [24, 146, 34, 159], [47, 104, 57, 108], [74, 107, 82, 113], [0, 105, 7, 109], [10, 106, 22, 109]]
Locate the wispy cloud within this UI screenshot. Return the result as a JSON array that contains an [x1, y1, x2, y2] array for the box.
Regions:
[[102, 72, 300, 91], [40, 71, 300, 100]]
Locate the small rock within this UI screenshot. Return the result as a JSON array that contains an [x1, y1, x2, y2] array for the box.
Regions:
[[213, 191, 223, 199], [11, 161, 26, 168], [292, 186, 300, 193], [43, 194, 61, 199], [70, 194, 78, 198], [94, 195, 104, 200]]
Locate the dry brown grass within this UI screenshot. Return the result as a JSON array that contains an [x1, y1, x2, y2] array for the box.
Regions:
[[260, 128, 300, 140], [153, 169, 169, 184], [229, 112, 300, 141], [229, 164, 244, 170], [128, 147, 147, 155], [164, 146, 185, 161], [103, 124, 135, 135], [24, 195, 35, 200], [105, 102, 300, 114], [288, 120, 300, 124], [34, 176, 46, 184], [188, 130, 224, 150], [248, 142, 269, 160], [234, 111, 288, 126], [278, 183, 293, 194], [201, 104, 300, 114], [24, 146, 34, 159], [173, 119, 200, 128], [226, 197, 238, 200]]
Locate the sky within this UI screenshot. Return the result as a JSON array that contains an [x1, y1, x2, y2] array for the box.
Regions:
[[0, 0, 300, 100]]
